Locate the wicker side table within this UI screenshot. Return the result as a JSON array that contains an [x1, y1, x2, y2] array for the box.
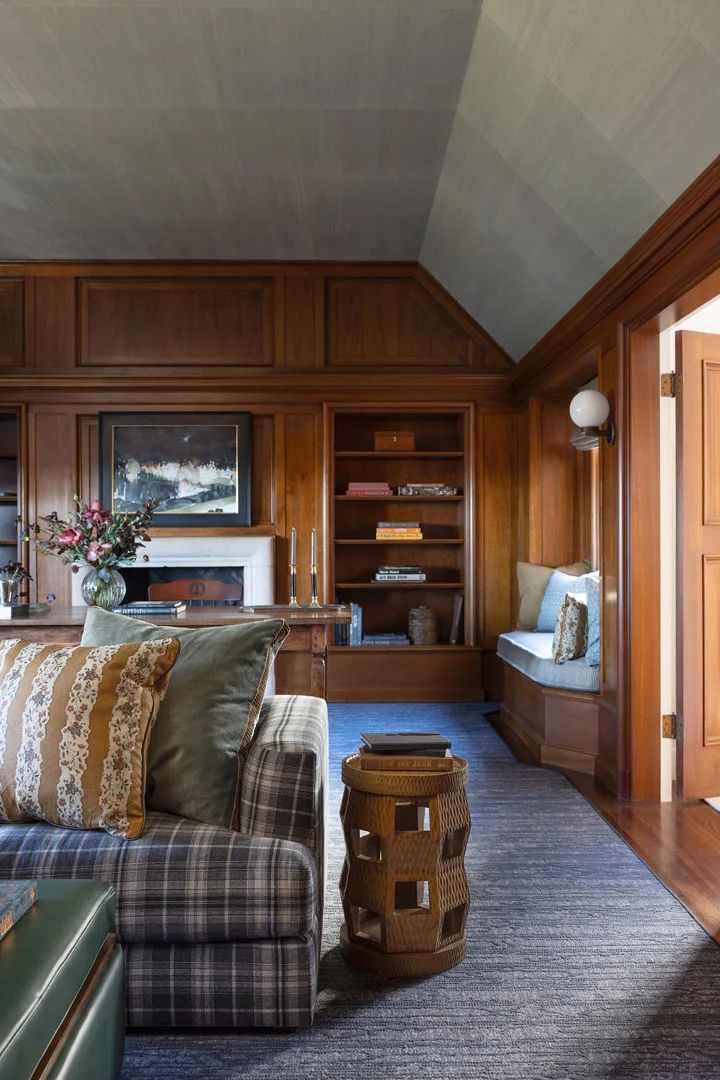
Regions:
[[339, 753, 470, 976]]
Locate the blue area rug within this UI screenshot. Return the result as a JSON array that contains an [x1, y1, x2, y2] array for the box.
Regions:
[[122, 703, 720, 1079]]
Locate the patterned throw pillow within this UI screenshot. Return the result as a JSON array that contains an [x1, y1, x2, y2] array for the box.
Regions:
[[552, 593, 588, 664], [0, 637, 179, 839]]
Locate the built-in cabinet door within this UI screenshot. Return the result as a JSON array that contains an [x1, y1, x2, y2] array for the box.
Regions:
[[676, 330, 720, 797]]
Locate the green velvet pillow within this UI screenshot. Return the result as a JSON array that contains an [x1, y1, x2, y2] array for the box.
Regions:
[[81, 607, 289, 828]]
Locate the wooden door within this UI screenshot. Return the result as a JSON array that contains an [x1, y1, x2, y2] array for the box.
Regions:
[[677, 331, 720, 797]]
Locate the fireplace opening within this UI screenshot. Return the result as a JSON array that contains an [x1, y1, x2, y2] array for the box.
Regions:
[[122, 566, 245, 607]]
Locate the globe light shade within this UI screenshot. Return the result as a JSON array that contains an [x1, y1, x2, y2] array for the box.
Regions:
[[569, 389, 610, 429]]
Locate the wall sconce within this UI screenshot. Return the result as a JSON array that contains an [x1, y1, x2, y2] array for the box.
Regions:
[[569, 389, 615, 449]]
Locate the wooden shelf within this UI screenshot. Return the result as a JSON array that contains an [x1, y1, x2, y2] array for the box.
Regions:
[[0, 539, 17, 546], [335, 495, 463, 502], [0, 496, 17, 504], [335, 451, 463, 459], [336, 582, 464, 589], [335, 538, 464, 546]]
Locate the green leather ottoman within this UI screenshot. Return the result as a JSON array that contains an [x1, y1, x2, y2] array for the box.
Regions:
[[0, 879, 124, 1080]]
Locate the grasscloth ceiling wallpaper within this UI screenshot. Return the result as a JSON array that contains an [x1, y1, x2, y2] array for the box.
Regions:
[[1, 0, 718, 358]]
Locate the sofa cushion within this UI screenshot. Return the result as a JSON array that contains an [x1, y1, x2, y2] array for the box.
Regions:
[[0, 636, 179, 839], [0, 811, 315, 944], [81, 607, 289, 829], [498, 631, 600, 693]]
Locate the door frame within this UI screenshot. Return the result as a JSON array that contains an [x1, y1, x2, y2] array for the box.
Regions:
[[624, 267, 720, 799]]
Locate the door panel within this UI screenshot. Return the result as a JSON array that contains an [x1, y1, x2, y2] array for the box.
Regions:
[[677, 331, 720, 796]]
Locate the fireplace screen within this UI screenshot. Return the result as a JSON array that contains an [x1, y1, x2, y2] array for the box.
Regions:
[[122, 566, 245, 607]]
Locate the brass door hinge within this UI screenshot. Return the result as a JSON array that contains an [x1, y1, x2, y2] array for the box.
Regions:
[[661, 372, 681, 397], [662, 713, 679, 739]]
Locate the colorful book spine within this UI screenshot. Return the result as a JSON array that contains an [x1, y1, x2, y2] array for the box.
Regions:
[[349, 603, 363, 646], [0, 880, 38, 942]]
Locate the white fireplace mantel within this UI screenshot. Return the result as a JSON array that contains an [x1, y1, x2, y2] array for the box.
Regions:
[[71, 534, 275, 607]]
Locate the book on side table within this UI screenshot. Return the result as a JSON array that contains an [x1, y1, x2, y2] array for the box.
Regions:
[[0, 880, 38, 941], [358, 732, 453, 772]]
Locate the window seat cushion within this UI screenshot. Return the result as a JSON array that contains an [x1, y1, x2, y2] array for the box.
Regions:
[[497, 631, 600, 694]]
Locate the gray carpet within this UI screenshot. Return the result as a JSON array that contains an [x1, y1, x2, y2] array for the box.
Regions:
[[121, 703, 720, 1080]]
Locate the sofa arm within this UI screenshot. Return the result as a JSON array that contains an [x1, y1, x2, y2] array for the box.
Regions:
[[239, 695, 328, 914]]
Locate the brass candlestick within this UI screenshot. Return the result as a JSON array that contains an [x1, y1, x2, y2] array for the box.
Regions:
[[309, 527, 320, 607], [289, 527, 299, 606], [309, 563, 320, 607]]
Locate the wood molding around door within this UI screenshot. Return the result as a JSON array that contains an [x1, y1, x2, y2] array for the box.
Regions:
[[626, 329, 662, 801]]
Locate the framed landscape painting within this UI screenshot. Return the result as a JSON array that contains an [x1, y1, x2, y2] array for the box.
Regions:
[[99, 412, 252, 527]]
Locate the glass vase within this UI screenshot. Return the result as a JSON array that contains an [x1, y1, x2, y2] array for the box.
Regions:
[[81, 567, 126, 610]]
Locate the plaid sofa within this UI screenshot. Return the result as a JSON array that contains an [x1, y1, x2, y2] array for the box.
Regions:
[[0, 694, 328, 1029]]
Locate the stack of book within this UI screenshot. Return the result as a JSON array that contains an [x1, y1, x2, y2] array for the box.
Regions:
[[397, 483, 460, 497], [362, 631, 410, 646], [375, 521, 423, 540], [0, 879, 38, 942], [115, 600, 187, 617], [345, 482, 392, 497], [373, 564, 426, 583], [358, 732, 453, 772]]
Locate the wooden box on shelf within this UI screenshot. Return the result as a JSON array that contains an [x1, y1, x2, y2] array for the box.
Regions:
[[374, 430, 416, 452]]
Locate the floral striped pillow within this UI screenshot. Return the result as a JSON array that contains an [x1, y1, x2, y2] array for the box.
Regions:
[[0, 637, 180, 839]]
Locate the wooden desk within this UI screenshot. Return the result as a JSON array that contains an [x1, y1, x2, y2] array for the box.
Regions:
[[0, 605, 351, 699]]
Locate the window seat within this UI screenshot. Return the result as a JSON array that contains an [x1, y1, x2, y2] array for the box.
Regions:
[[495, 632, 600, 776], [497, 631, 600, 694]]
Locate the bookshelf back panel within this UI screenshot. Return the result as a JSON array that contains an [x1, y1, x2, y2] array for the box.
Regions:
[[335, 501, 464, 538], [337, 589, 460, 641], [334, 546, 463, 583], [334, 412, 464, 453], [335, 457, 464, 491], [330, 405, 472, 655]]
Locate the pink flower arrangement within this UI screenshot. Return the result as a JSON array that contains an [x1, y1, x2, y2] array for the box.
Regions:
[[28, 496, 156, 573]]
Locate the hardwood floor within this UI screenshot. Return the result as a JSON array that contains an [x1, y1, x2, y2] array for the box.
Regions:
[[567, 772, 720, 945], [489, 714, 720, 944]]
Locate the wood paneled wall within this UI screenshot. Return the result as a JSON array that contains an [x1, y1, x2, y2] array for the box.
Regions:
[[0, 261, 519, 674], [0, 263, 511, 377], [510, 158, 720, 798]]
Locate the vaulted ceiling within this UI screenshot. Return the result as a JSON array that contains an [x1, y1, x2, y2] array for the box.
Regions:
[[1, 0, 718, 359]]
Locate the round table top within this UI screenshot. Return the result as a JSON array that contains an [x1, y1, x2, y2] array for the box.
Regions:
[[341, 753, 468, 796]]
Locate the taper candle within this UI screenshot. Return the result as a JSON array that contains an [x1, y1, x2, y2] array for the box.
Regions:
[[290, 527, 297, 564], [310, 528, 317, 564]]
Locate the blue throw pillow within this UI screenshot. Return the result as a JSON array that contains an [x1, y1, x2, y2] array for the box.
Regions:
[[585, 572, 601, 667], [536, 570, 587, 632]]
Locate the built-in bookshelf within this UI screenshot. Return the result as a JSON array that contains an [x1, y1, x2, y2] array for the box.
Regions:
[[328, 407, 473, 651], [0, 410, 22, 577]]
